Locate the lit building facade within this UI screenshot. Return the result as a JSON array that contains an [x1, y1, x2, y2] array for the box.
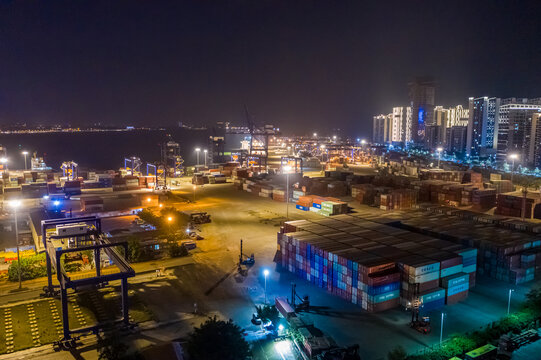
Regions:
[[466, 97, 500, 157], [373, 114, 392, 144], [392, 106, 412, 143], [409, 78, 435, 144], [496, 102, 541, 164]]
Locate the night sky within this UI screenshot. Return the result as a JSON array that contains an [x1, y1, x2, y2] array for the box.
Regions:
[[1, 1, 540, 137]]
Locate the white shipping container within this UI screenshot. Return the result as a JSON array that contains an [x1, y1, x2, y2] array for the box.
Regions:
[[440, 264, 463, 278], [408, 270, 439, 284]]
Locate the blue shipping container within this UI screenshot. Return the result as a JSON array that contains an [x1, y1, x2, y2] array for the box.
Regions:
[[447, 282, 469, 296], [368, 290, 400, 303], [367, 282, 400, 296], [422, 298, 445, 311]]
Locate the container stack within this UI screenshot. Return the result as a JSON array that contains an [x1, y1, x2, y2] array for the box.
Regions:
[[393, 206, 539, 285], [278, 214, 476, 313], [489, 180, 514, 193], [472, 189, 497, 210], [380, 189, 417, 210], [272, 188, 286, 202], [293, 195, 348, 216], [495, 192, 541, 219]]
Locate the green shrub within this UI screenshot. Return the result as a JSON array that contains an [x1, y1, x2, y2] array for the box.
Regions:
[[167, 242, 188, 258], [8, 253, 47, 281]]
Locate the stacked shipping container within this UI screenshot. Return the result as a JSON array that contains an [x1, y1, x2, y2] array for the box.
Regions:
[[278, 214, 477, 313]]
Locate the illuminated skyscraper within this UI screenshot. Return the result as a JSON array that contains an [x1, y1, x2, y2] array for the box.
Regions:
[[466, 97, 500, 157], [408, 77, 435, 144], [496, 101, 541, 164]]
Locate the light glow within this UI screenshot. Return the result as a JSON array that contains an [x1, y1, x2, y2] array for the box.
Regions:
[[9, 200, 21, 209]]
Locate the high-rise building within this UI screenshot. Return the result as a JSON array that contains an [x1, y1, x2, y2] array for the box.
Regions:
[[496, 101, 541, 164], [373, 114, 392, 144], [424, 125, 443, 150], [392, 106, 413, 143], [445, 126, 468, 155], [409, 77, 436, 144], [432, 106, 449, 146], [447, 105, 469, 127], [466, 97, 500, 157], [531, 113, 541, 169]]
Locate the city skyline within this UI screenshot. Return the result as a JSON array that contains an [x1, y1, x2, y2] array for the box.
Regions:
[[1, 1, 541, 136]]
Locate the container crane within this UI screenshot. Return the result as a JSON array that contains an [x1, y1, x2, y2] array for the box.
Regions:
[[61, 161, 78, 181]]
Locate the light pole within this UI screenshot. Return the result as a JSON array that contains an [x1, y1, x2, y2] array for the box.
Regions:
[[437, 147, 443, 169], [1, 157, 8, 174], [507, 289, 514, 315], [195, 148, 201, 166], [22, 151, 28, 170], [203, 149, 208, 167], [9, 200, 22, 289], [509, 153, 518, 184], [440, 312, 445, 345], [320, 145, 326, 173], [283, 165, 291, 220], [263, 269, 269, 304], [193, 184, 196, 202]]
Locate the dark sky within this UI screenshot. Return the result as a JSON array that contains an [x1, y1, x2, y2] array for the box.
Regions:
[[1, 1, 540, 137]]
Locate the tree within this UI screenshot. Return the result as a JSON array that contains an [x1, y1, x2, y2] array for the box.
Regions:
[[387, 345, 407, 360], [8, 253, 47, 281], [255, 305, 280, 326], [167, 241, 188, 258], [187, 316, 250, 360], [127, 237, 143, 263], [97, 330, 129, 360]]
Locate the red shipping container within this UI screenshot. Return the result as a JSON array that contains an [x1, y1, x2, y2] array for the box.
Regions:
[[446, 290, 468, 304]]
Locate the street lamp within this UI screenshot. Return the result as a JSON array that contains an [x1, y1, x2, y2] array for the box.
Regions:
[[436, 147, 443, 169], [167, 216, 173, 222], [320, 145, 327, 173], [440, 312, 446, 345], [263, 269, 270, 304], [9, 200, 22, 289], [361, 139, 366, 145], [22, 151, 29, 170], [1, 157, 8, 173], [313, 132, 317, 138], [507, 289, 515, 315], [195, 148, 201, 166], [203, 149, 208, 167], [509, 153, 518, 183], [283, 165, 292, 220], [193, 184, 197, 202]]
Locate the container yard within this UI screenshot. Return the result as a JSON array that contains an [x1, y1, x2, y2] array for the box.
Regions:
[[382, 205, 541, 285], [277, 213, 477, 313]]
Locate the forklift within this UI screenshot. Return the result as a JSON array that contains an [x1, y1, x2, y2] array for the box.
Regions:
[[408, 297, 431, 334], [238, 239, 255, 276]]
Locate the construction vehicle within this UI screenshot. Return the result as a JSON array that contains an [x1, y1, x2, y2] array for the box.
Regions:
[[189, 211, 211, 224], [290, 283, 310, 311], [237, 239, 255, 275]]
